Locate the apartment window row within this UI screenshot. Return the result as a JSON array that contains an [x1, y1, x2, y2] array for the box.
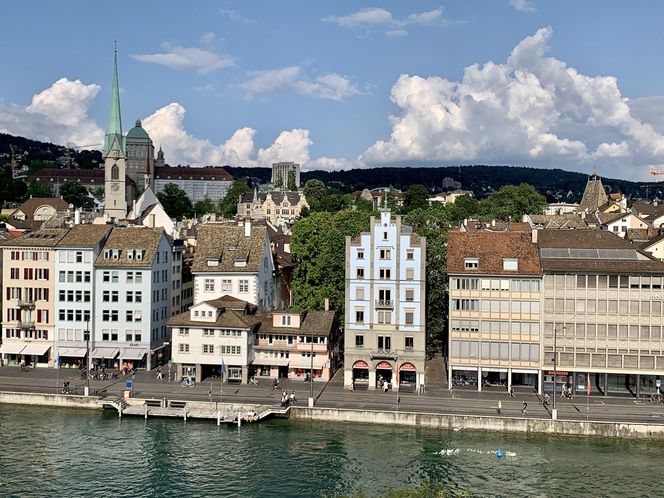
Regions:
[[6, 328, 49, 340], [203, 279, 249, 293], [57, 329, 85, 341], [544, 298, 664, 316], [544, 274, 663, 290], [452, 299, 480, 311], [297, 336, 326, 344], [58, 250, 88, 264], [10, 250, 49, 261], [58, 309, 90, 322], [101, 330, 119, 341], [102, 271, 119, 283], [58, 270, 91, 283], [480, 300, 540, 314], [450, 319, 480, 332], [220, 345, 241, 355], [480, 321, 540, 337], [544, 322, 664, 340], [7, 287, 50, 302], [126, 271, 144, 284], [11, 268, 50, 281], [58, 290, 90, 303], [451, 340, 540, 361], [124, 332, 143, 342]]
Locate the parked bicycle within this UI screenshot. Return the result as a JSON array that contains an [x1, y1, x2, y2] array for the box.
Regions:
[[181, 376, 195, 388], [650, 393, 663, 404]]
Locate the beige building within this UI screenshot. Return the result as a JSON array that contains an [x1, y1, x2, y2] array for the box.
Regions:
[[0, 228, 69, 366], [237, 190, 309, 228], [447, 229, 543, 390]]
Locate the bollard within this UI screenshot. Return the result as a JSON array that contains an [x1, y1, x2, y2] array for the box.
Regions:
[[237, 411, 241, 427], [144, 403, 148, 420], [183, 406, 187, 422], [217, 410, 221, 426]]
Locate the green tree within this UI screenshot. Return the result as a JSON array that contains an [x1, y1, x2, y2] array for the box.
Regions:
[[0, 166, 27, 206], [403, 184, 430, 213], [303, 179, 327, 208], [479, 183, 547, 221], [445, 194, 480, 224], [61, 180, 94, 209], [156, 183, 193, 219], [26, 180, 53, 198], [219, 179, 251, 218], [287, 170, 297, 191], [274, 173, 283, 190], [405, 207, 450, 357], [194, 198, 217, 217], [290, 210, 370, 314]]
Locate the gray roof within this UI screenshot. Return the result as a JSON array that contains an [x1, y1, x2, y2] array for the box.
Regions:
[[255, 310, 337, 338], [94, 227, 168, 268], [0, 228, 69, 247], [56, 224, 111, 249], [240, 190, 304, 205], [192, 224, 268, 273], [578, 174, 608, 213]]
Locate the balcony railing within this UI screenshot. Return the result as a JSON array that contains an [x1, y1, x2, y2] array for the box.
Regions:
[[370, 349, 397, 360], [18, 320, 35, 330], [18, 299, 35, 309], [375, 299, 394, 309]]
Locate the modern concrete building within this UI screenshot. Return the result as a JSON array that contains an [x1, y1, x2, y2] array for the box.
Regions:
[[447, 228, 543, 390], [271, 162, 300, 189], [154, 166, 233, 203], [344, 210, 427, 391], [54, 225, 111, 367], [0, 228, 69, 366], [93, 227, 172, 370], [191, 221, 275, 309], [168, 296, 259, 383]]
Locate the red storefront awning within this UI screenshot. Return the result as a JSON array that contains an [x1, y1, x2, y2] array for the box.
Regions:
[[353, 361, 369, 369], [399, 362, 416, 371], [376, 361, 393, 370]]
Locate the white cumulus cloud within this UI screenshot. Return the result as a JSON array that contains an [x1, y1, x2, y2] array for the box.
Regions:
[[509, 0, 536, 13], [360, 26, 664, 179], [239, 66, 362, 101], [0, 78, 104, 147], [131, 44, 234, 74], [324, 6, 453, 36]]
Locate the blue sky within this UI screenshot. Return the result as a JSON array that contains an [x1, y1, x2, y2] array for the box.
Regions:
[[2, 1, 664, 179]]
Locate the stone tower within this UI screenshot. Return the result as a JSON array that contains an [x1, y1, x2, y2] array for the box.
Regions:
[[103, 46, 127, 220]]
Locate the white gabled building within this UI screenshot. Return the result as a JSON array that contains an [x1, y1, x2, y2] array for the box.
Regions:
[[343, 210, 427, 391], [54, 225, 111, 367], [168, 296, 259, 383], [191, 221, 275, 309], [93, 227, 172, 370]]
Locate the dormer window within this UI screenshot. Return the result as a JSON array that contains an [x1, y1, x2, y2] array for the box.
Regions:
[[234, 258, 247, 268], [206, 257, 219, 267], [503, 258, 518, 271], [112, 249, 120, 260], [281, 315, 292, 326], [464, 258, 479, 270]]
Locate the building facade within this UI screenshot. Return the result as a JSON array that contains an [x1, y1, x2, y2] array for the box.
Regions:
[[237, 190, 309, 227], [0, 229, 68, 366], [447, 229, 543, 390], [343, 211, 427, 391], [125, 119, 155, 192], [191, 222, 275, 309], [54, 225, 111, 367], [154, 166, 233, 203], [93, 227, 172, 370], [271, 162, 300, 189]]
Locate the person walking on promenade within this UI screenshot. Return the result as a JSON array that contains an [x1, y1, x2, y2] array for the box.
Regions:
[[509, 387, 516, 398], [497, 400, 502, 415], [521, 400, 528, 415], [156, 366, 163, 381]]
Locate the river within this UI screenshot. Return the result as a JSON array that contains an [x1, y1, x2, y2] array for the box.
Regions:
[[0, 404, 661, 497]]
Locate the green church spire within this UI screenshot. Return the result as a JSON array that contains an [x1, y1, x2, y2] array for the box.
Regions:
[[103, 42, 125, 158]]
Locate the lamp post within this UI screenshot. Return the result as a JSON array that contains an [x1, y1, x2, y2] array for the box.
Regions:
[[84, 319, 91, 396]]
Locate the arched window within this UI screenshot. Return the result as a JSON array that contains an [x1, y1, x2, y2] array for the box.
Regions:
[[111, 164, 119, 180]]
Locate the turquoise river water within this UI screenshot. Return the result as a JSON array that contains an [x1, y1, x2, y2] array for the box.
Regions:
[[0, 404, 662, 497]]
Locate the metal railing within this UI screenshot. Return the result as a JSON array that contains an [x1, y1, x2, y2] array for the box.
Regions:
[[375, 299, 394, 309]]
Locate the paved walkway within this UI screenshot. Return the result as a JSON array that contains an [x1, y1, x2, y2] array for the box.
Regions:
[[1, 365, 663, 425]]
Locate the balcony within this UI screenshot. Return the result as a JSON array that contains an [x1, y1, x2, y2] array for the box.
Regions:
[[18, 299, 35, 310], [370, 349, 397, 360], [18, 320, 35, 330], [375, 299, 394, 309]]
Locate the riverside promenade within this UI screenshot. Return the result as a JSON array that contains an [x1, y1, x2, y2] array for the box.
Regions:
[[1, 365, 663, 427]]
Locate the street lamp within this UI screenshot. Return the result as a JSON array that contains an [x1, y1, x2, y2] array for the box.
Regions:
[[84, 318, 91, 396]]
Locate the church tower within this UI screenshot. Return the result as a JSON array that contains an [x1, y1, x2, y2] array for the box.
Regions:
[[103, 46, 127, 220]]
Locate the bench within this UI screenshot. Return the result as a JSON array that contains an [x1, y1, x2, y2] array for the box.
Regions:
[[169, 400, 187, 409], [145, 399, 162, 407]]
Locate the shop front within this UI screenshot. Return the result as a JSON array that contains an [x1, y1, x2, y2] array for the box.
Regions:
[[351, 360, 369, 388], [0, 343, 27, 366], [91, 347, 119, 370], [399, 362, 417, 388], [56, 347, 87, 369], [21, 343, 51, 367], [375, 361, 393, 389], [120, 347, 147, 370]]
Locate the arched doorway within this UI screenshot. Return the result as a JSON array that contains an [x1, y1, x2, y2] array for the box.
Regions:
[[399, 362, 417, 389], [352, 360, 369, 388], [376, 361, 393, 389]]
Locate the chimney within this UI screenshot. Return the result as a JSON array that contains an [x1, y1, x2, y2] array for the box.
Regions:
[[531, 228, 538, 244], [74, 208, 81, 225], [244, 219, 252, 237], [324, 297, 330, 311]]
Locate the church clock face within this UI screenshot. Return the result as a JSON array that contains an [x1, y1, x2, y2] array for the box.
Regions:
[[111, 182, 120, 192]]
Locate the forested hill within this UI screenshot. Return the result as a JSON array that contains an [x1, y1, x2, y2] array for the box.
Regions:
[[0, 133, 101, 170], [225, 165, 659, 202]]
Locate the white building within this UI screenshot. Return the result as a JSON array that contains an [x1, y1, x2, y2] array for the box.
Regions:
[[154, 166, 233, 203], [93, 227, 172, 370], [271, 162, 300, 189], [54, 225, 111, 367], [343, 210, 427, 391], [191, 221, 275, 309], [168, 296, 259, 383]]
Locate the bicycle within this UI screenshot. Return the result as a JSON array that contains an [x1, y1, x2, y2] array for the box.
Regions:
[[181, 377, 195, 388]]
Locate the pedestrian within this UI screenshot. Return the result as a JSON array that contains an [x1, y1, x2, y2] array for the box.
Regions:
[[350, 381, 354, 392], [208, 389, 212, 402], [509, 387, 515, 398], [156, 366, 163, 381], [497, 400, 502, 414], [521, 400, 528, 415], [383, 381, 389, 393]]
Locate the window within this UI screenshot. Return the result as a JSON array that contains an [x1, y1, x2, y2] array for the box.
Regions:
[[355, 287, 365, 300], [383, 231, 388, 240], [356, 268, 364, 278], [379, 268, 391, 279], [464, 258, 479, 269], [239, 280, 249, 293], [126, 272, 134, 284], [405, 289, 414, 301], [355, 310, 365, 323], [405, 336, 414, 349], [204, 279, 215, 292], [377, 310, 392, 324], [281, 315, 292, 326], [135, 292, 142, 303], [103, 271, 110, 283], [377, 335, 391, 350], [379, 249, 391, 259], [357, 250, 364, 259], [179, 328, 189, 336], [126, 311, 134, 322], [221, 279, 232, 292], [502, 259, 518, 271], [202, 344, 214, 354], [405, 268, 414, 280], [355, 335, 364, 348], [179, 343, 190, 353], [406, 250, 414, 260], [405, 310, 414, 325]]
